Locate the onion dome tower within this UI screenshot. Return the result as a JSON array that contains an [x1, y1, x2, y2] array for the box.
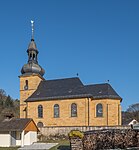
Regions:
[[21, 21, 45, 76], [20, 21, 45, 118]]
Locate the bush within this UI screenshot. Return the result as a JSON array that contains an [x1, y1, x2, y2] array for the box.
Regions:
[[69, 130, 84, 139]]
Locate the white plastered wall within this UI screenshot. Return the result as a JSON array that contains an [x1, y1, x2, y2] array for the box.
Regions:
[[0, 132, 11, 147], [24, 131, 37, 145]]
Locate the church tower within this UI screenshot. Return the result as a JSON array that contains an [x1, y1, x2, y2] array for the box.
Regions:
[[19, 21, 45, 118]]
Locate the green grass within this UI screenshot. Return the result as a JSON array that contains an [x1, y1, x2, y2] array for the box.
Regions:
[[0, 148, 19, 150], [49, 139, 70, 150]]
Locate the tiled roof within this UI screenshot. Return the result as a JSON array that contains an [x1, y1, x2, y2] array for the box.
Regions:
[[84, 83, 121, 100], [26, 77, 122, 102], [0, 118, 32, 131]]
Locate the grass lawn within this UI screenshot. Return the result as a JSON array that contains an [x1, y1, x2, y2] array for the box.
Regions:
[[49, 139, 70, 150]]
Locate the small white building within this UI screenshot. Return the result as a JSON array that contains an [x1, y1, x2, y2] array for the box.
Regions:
[[0, 118, 39, 147], [128, 119, 139, 125]]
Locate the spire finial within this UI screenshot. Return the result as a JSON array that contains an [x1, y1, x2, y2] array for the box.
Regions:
[[31, 20, 34, 40]]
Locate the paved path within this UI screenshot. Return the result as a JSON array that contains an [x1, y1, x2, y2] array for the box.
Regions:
[[18, 143, 58, 150]]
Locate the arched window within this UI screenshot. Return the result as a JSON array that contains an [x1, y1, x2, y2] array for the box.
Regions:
[[37, 122, 44, 128], [29, 53, 32, 60], [71, 103, 77, 117], [38, 105, 43, 118], [96, 103, 103, 117], [54, 104, 59, 118], [33, 53, 35, 60]]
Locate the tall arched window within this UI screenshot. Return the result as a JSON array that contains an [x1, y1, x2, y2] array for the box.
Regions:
[[96, 103, 103, 117], [38, 105, 43, 118], [71, 103, 77, 117], [54, 104, 59, 118]]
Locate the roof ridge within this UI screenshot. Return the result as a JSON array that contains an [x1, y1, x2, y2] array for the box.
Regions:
[[43, 77, 80, 82], [85, 83, 110, 86]]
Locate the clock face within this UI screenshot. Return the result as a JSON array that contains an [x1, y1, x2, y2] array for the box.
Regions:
[[24, 85, 28, 90]]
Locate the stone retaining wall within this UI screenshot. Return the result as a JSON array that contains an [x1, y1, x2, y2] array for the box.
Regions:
[[39, 126, 130, 136], [69, 129, 139, 150]]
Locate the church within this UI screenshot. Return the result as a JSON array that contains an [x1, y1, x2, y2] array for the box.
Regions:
[[19, 23, 122, 128]]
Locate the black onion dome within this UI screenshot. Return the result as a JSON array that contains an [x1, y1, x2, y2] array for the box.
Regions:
[[21, 63, 45, 76], [21, 38, 45, 77]]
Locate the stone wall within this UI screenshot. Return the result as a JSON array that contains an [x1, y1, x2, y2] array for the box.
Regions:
[[39, 126, 130, 137], [26, 98, 121, 127], [70, 137, 83, 150], [20, 74, 44, 118], [69, 129, 139, 150], [27, 98, 89, 127]]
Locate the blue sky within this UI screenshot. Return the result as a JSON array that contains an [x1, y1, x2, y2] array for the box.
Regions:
[[0, 0, 139, 111]]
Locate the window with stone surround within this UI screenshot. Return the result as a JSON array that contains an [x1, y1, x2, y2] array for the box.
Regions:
[[38, 105, 43, 118], [96, 103, 103, 117], [71, 103, 77, 117], [54, 104, 59, 118]]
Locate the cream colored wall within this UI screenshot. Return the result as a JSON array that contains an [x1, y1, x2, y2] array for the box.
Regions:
[[27, 98, 89, 126], [27, 98, 121, 126], [19, 74, 44, 118], [0, 132, 11, 147], [89, 99, 121, 126]]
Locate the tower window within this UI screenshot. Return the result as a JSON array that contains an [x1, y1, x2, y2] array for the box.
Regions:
[[29, 53, 32, 60], [96, 103, 103, 117], [33, 53, 35, 60], [54, 104, 59, 118], [38, 105, 43, 118], [24, 80, 28, 90], [71, 103, 77, 117]]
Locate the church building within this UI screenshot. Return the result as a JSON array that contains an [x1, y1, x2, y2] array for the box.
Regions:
[[19, 23, 122, 127]]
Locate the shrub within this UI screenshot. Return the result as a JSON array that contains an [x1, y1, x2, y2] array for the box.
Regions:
[[69, 130, 84, 139]]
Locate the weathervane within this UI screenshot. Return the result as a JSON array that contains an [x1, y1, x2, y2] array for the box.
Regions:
[[31, 20, 34, 39]]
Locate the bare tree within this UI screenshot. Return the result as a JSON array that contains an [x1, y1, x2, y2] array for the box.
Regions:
[[127, 103, 139, 122]]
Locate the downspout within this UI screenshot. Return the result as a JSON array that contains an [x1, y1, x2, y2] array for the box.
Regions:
[[87, 98, 89, 126], [118, 104, 120, 125], [26, 102, 28, 118], [107, 104, 108, 126]]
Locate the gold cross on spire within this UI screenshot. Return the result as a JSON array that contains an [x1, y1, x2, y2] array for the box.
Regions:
[[31, 20, 34, 40]]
